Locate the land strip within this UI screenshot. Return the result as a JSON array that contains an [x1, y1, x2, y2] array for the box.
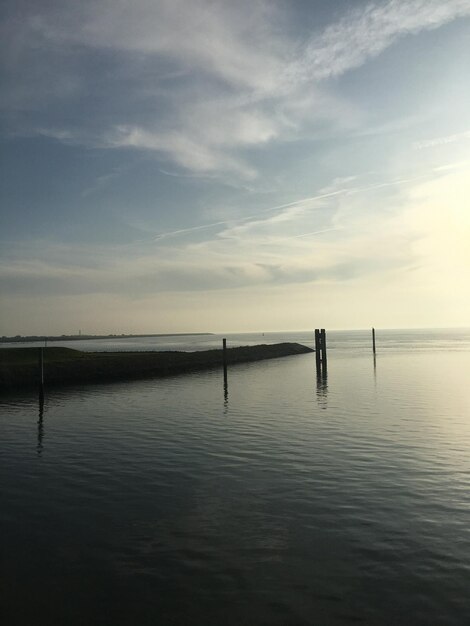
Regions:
[[0, 343, 313, 389], [0, 332, 212, 344]]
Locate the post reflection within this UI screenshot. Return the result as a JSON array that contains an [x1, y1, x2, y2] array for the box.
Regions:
[[316, 370, 328, 410], [223, 367, 229, 413], [37, 393, 45, 455]]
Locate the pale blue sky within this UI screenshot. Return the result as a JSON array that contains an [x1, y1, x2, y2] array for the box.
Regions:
[[1, 0, 470, 334]]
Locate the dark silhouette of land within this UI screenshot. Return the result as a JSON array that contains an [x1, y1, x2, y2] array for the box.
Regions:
[[0, 343, 313, 389], [0, 332, 213, 344]]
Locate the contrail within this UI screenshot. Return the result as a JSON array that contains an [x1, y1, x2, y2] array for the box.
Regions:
[[152, 173, 427, 242], [121, 172, 429, 249], [152, 189, 347, 241]]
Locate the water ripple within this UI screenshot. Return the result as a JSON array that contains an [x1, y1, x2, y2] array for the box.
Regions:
[[2, 350, 470, 624]]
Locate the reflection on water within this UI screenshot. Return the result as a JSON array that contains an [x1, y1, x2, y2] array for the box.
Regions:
[[37, 394, 44, 455], [2, 346, 470, 625], [316, 370, 328, 409], [223, 370, 228, 413]]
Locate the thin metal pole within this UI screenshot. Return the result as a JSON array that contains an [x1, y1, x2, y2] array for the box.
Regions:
[[372, 327, 376, 355]]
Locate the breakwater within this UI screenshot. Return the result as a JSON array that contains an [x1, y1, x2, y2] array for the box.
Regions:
[[0, 343, 312, 389]]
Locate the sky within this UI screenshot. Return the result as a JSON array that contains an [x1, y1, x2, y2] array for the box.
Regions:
[[1, 0, 470, 335]]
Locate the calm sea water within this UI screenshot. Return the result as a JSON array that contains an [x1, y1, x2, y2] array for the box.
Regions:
[[2, 329, 470, 625], [2, 327, 470, 353]]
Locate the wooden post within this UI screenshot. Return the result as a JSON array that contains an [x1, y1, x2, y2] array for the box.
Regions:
[[222, 337, 228, 378], [315, 328, 328, 377], [372, 327, 376, 355], [320, 328, 327, 374], [38, 347, 44, 399], [315, 329, 321, 372]]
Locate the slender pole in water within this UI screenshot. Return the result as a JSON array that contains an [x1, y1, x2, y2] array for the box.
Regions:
[[372, 327, 376, 355], [222, 338, 227, 375], [38, 347, 45, 399]]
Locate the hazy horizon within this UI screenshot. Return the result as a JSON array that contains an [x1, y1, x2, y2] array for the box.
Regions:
[[1, 0, 469, 335], [2, 326, 470, 340]]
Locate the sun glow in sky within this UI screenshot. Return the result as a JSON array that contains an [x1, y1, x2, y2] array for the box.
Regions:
[[1, 0, 470, 334]]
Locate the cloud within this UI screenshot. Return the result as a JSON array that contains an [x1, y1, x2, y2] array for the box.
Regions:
[[147, 173, 425, 245], [107, 125, 258, 179], [0, 247, 408, 297], [413, 129, 470, 149], [2, 0, 469, 177], [290, 0, 470, 83], [0, 171, 421, 298], [3, 164, 470, 335], [78, 0, 286, 93]]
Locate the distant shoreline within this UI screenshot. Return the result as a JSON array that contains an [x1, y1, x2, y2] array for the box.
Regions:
[[0, 343, 313, 389], [0, 332, 213, 344]]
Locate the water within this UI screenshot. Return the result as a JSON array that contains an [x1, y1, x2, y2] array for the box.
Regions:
[[2, 329, 470, 625], [2, 327, 470, 353]]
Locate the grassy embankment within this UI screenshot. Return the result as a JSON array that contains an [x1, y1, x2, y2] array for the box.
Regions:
[[0, 343, 313, 389]]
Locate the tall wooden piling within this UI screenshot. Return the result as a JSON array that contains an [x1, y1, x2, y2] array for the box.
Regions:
[[314, 329, 321, 371], [38, 347, 45, 399], [372, 327, 376, 355], [320, 328, 327, 373], [222, 338, 228, 383], [222, 338, 227, 367], [315, 328, 327, 377]]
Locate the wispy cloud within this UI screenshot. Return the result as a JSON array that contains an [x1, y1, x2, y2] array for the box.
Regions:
[[3, 159, 470, 337], [413, 129, 470, 149], [147, 173, 427, 244], [108, 125, 259, 179], [290, 0, 470, 83], [2, 0, 469, 178], [1, 170, 429, 297]]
